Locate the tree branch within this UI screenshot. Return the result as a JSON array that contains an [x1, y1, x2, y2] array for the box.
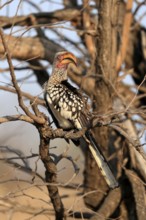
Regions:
[[0, 7, 81, 29], [0, 115, 34, 124], [0, 28, 45, 124], [116, 0, 133, 71], [0, 85, 45, 106]]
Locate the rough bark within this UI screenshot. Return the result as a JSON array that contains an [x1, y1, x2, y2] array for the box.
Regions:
[[84, 0, 119, 207], [0, 0, 146, 219]]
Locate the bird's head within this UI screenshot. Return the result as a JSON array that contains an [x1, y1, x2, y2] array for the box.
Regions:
[[49, 51, 77, 84], [55, 51, 77, 69]]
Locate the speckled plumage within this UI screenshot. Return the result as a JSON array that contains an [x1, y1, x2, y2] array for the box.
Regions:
[[44, 51, 119, 189], [45, 83, 84, 128]]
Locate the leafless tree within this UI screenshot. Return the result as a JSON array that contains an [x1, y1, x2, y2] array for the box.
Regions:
[[0, 0, 146, 219]]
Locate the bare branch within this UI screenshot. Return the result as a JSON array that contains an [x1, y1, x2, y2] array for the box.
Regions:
[[116, 0, 133, 71], [83, 0, 96, 59], [0, 114, 34, 124], [0, 7, 81, 28], [125, 169, 146, 218], [0, 85, 45, 106], [0, 28, 45, 124], [0, 0, 14, 10], [90, 188, 122, 220]]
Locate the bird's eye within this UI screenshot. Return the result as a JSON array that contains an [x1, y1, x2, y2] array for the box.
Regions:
[[57, 55, 63, 61]]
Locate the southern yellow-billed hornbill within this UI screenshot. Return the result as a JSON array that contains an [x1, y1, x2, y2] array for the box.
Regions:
[[44, 51, 119, 189]]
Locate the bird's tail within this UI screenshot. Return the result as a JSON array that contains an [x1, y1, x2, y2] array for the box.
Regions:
[[84, 131, 119, 189]]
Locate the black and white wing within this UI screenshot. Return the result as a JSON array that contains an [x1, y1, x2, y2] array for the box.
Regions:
[[45, 81, 119, 189]]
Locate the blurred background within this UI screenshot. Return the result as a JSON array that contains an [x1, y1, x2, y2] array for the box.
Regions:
[[0, 0, 146, 219]]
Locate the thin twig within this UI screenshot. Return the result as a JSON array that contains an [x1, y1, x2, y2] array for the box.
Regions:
[[0, 28, 45, 124], [125, 75, 146, 111], [0, 85, 45, 106], [0, 114, 34, 124]]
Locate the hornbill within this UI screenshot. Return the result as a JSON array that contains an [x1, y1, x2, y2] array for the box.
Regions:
[[44, 51, 119, 189]]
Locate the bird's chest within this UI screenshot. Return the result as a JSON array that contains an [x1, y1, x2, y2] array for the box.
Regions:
[[46, 84, 83, 121]]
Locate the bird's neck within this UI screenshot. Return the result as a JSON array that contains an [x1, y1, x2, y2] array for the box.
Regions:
[[48, 67, 67, 85]]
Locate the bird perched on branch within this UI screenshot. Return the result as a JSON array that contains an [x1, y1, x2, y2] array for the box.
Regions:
[[44, 51, 119, 189]]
